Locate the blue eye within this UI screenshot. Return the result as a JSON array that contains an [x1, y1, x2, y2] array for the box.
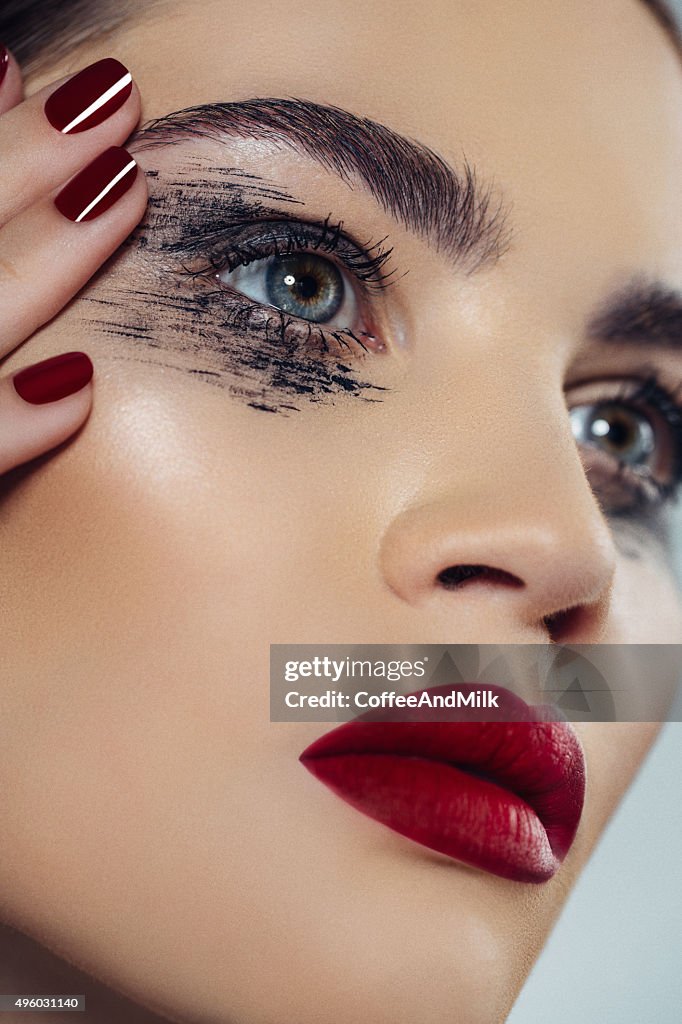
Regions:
[[218, 252, 358, 326], [570, 402, 656, 468], [566, 377, 682, 517]]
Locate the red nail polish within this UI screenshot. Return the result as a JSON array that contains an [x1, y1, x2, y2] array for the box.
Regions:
[[13, 352, 94, 405], [44, 57, 132, 134], [54, 147, 137, 222], [0, 45, 9, 88]]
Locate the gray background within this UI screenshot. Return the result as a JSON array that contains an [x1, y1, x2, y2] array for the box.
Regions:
[[510, 7, 682, 1016], [508, 722, 682, 1022]]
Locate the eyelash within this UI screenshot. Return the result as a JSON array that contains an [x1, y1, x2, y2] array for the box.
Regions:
[[179, 214, 395, 356], [173, 217, 682, 518], [576, 373, 682, 518]]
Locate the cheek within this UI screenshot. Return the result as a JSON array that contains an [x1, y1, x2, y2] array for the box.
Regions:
[[607, 528, 682, 642], [0, 370, 280, 757], [1, 374, 676, 1024], [0, 392, 548, 1024]]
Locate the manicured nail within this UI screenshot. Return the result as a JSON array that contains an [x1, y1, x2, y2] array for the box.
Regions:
[[0, 46, 9, 89], [13, 352, 94, 405], [54, 147, 137, 222], [44, 57, 132, 134]]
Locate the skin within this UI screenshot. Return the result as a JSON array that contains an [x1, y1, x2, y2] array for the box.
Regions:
[[1, 0, 681, 1021]]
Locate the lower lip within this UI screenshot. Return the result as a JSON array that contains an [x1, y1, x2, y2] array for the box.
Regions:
[[299, 688, 586, 884]]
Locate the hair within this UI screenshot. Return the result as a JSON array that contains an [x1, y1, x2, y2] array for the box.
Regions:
[[0, 0, 151, 74], [643, 0, 682, 44], [0, 0, 681, 75]]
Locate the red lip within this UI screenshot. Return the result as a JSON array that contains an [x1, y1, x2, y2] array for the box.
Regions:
[[299, 684, 586, 883]]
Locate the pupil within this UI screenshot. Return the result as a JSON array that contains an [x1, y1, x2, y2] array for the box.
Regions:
[[295, 274, 319, 300], [570, 402, 656, 469], [597, 414, 631, 450], [265, 253, 344, 322]]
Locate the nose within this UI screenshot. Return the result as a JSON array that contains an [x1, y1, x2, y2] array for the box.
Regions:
[[378, 430, 617, 645]]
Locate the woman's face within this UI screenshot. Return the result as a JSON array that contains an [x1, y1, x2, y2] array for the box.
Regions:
[[1, 1, 681, 1022]]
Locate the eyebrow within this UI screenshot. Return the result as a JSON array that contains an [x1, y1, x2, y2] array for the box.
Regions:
[[128, 97, 511, 272], [588, 281, 682, 351]]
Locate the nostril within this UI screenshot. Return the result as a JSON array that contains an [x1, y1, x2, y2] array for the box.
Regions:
[[433, 565, 607, 642], [436, 564, 525, 590], [543, 605, 588, 643]]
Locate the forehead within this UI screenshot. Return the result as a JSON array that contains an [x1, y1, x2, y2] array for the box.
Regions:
[[36, 0, 682, 295], [113, 5, 677, 157], [97, 0, 681, 255], [110, 0, 680, 138]]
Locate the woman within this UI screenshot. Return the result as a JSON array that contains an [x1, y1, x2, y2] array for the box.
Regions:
[[0, 1, 680, 1021]]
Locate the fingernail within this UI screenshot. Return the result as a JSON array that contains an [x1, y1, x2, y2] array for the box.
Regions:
[[0, 45, 9, 89], [54, 146, 137, 222], [44, 57, 132, 134], [13, 352, 94, 405]]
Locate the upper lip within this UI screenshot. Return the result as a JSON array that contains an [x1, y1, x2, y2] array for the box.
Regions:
[[299, 683, 586, 883]]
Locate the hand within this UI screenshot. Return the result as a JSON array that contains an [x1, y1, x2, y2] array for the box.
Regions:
[[0, 47, 148, 474]]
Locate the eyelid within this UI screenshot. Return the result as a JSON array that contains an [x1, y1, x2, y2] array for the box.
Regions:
[[566, 373, 682, 516], [176, 214, 398, 295], [171, 214, 397, 358]]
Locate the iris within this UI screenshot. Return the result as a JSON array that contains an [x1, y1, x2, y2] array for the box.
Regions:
[[571, 403, 656, 468], [264, 254, 344, 322]]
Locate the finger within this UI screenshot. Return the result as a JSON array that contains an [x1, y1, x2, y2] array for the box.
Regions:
[[0, 145, 147, 361], [0, 44, 23, 115], [0, 57, 141, 223], [0, 351, 93, 474]]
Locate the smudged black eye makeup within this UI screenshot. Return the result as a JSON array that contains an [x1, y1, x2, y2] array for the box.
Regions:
[[83, 161, 396, 412], [178, 213, 394, 355], [568, 374, 682, 519], [80, 150, 682, 537]]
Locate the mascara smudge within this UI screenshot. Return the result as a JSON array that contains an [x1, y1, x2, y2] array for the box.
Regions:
[[80, 158, 390, 415]]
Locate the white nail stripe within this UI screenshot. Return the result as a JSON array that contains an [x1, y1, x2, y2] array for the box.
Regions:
[[62, 72, 133, 134], [75, 158, 137, 222]]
